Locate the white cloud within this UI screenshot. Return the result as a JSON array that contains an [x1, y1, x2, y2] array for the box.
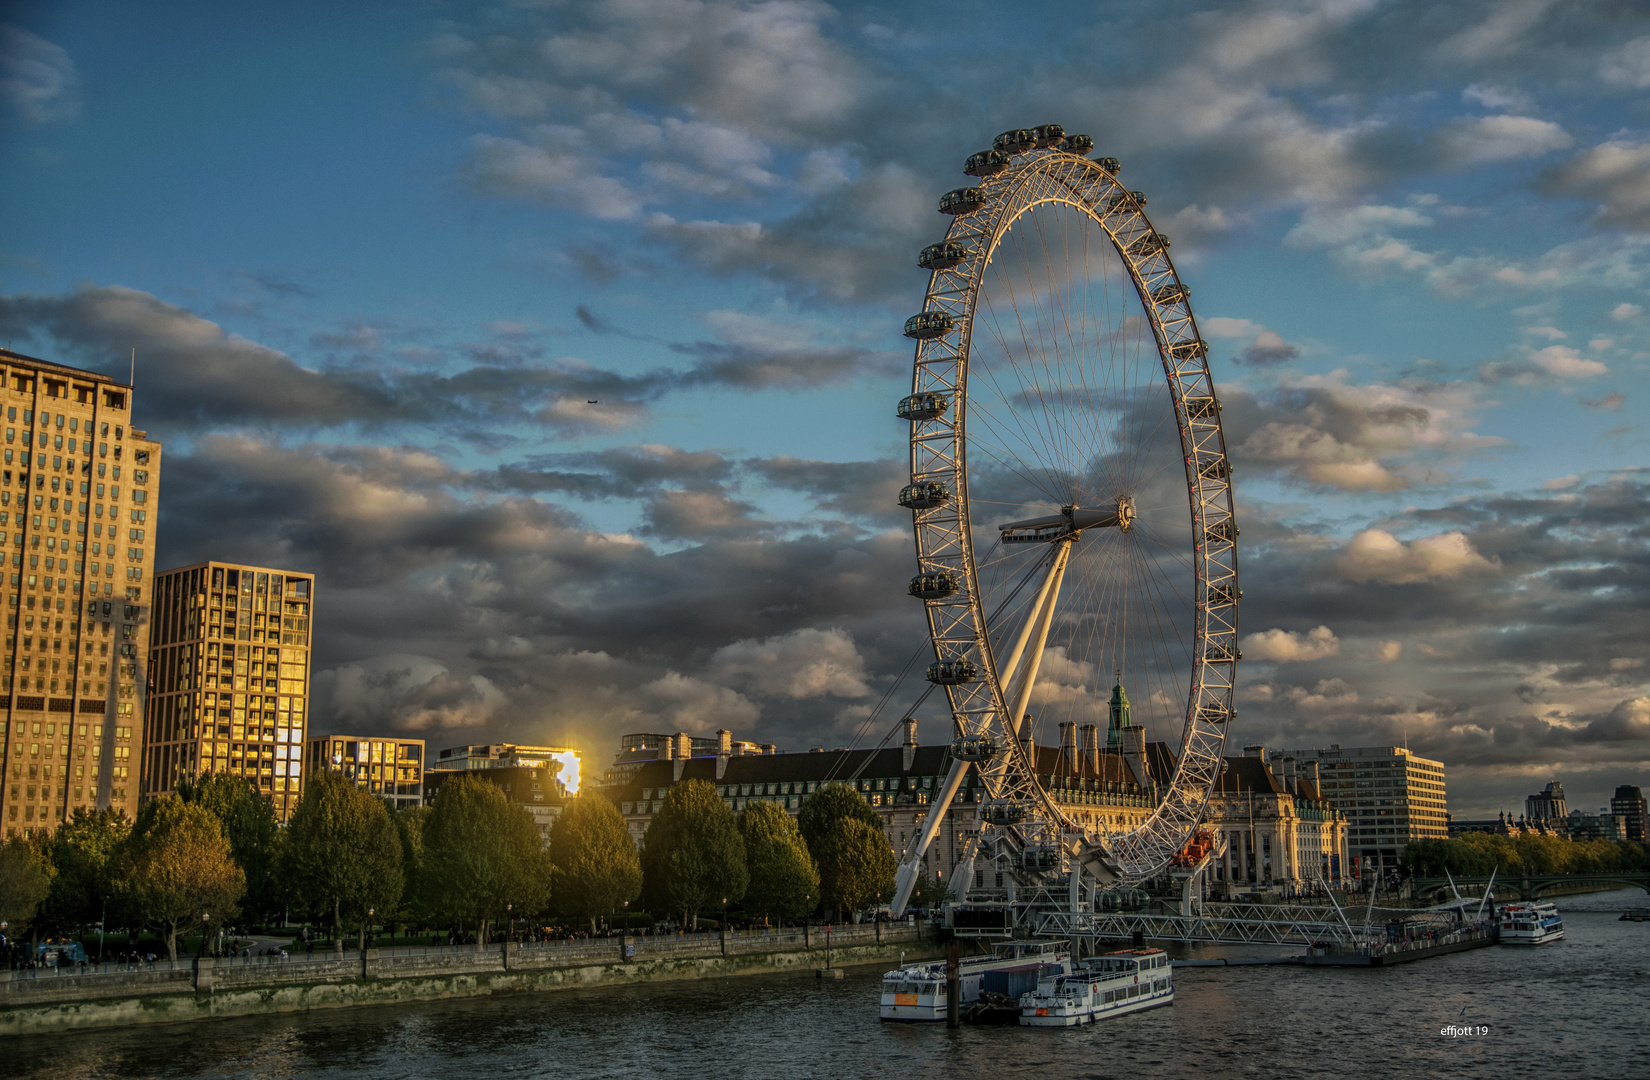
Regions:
[[1338, 529, 1496, 584], [1543, 139, 1650, 230], [1528, 344, 1607, 378], [1376, 640, 1403, 663], [1461, 84, 1530, 110], [707, 627, 872, 699], [1242, 625, 1340, 662], [1203, 317, 1261, 338], [1436, 115, 1571, 167], [1599, 36, 1650, 89], [639, 671, 760, 733], [1612, 303, 1642, 321], [0, 25, 80, 125], [1541, 474, 1581, 490]]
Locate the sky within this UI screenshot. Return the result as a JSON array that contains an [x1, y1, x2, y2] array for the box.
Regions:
[[1, 0, 1647, 819]]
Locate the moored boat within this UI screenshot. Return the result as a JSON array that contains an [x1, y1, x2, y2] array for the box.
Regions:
[[879, 940, 1070, 1022], [1498, 902, 1564, 944], [1019, 947, 1173, 1026]]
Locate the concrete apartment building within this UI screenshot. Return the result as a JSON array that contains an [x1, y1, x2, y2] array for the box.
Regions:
[[304, 734, 425, 810], [142, 562, 315, 820], [0, 348, 159, 837], [1275, 744, 1448, 868]]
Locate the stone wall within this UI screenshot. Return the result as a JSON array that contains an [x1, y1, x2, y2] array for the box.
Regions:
[[0, 923, 937, 1036]]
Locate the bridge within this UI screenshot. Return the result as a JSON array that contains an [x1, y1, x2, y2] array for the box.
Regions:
[[1036, 901, 1466, 949], [1411, 872, 1650, 902]]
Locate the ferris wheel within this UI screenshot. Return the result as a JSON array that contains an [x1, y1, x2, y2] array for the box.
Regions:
[[889, 124, 1239, 913]]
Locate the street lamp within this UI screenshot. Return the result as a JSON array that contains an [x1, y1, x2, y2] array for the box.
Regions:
[[200, 913, 210, 958]]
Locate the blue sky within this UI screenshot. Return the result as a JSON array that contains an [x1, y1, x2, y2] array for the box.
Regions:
[[3, 0, 1649, 817]]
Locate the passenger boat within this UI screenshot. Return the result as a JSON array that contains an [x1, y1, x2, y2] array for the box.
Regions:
[[1019, 948, 1173, 1026], [879, 941, 1070, 1022], [1619, 908, 1649, 922], [1498, 902, 1564, 944]]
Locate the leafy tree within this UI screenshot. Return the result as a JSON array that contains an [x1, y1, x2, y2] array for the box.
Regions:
[[421, 774, 551, 946], [737, 800, 817, 924], [549, 795, 641, 934], [910, 871, 948, 909], [392, 805, 430, 926], [0, 836, 52, 939], [640, 779, 747, 929], [177, 774, 281, 923], [282, 772, 403, 952], [797, 782, 882, 854], [814, 818, 896, 918], [797, 783, 886, 916], [35, 807, 129, 940], [113, 795, 245, 961]]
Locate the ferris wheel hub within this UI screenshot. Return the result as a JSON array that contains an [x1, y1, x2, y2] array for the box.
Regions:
[[997, 495, 1135, 543]]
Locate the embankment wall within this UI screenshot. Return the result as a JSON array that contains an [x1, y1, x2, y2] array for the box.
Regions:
[[0, 924, 939, 1036]]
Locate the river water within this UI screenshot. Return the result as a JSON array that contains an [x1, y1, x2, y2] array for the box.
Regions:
[[10, 888, 1647, 1080]]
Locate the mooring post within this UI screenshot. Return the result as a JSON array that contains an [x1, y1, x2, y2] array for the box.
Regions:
[[946, 939, 960, 1029]]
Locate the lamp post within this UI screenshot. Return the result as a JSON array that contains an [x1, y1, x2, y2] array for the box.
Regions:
[[367, 908, 374, 951], [200, 913, 210, 959], [507, 903, 513, 943]]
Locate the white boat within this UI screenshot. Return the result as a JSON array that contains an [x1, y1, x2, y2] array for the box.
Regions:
[[879, 941, 1070, 1022], [1019, 948, 1173, 1026], [1499, 902, 1564, 945]]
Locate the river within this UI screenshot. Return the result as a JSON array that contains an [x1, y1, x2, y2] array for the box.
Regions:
[[9, 888, 1647, 1080]]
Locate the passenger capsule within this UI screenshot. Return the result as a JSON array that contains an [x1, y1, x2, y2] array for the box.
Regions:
[[938, 187, 987, 215], [1152, 282, 1191, 305], [896, 392, 952, 422], [904, 311, 955, 340], [1032, 123, 1066, 148], [926, 659, 979, 685], [1205, 519, 1238, 543], [1097, 156, 1121, 173], [950, 735, 998, 762], [993, 128, 1036, 153], [1206, 582, 1236, 606], [981, 801, 1028, 824], [918, 241, 968, 271], [1185, 396, 1219, 419], [1198, 703, 1233, 725], [964, 150, 1012, 177], [898, 480, 952, 510], [1197, 456, 1229, 480], [1204, 642, 1240, 662], [1125, 232, 1170, 257], [1168, 338, 1209, 360], [908, 571, 963, 600], [1064, 134, 1094, 156]]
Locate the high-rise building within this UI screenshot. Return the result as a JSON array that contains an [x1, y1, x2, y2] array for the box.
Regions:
[[1272, 744, 1448, 866], [1612, 785, 1648, 842], [432, 742, 583, 792], [1525, 780, 1566, 823], [143, 562, 314, 820], [0, 348, 158, 838], [303, 734, 424, 810]]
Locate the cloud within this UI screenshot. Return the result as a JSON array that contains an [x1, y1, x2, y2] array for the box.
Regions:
[[1599, 36, 1650, 89], [1543, 139, 1650, 230], [1242, 625, 1341, 662], [637, 672, 760, 733], [1235, 329, 1300, 367], [1527, 344, 1607, 378], [1434, 115, 1571, 167], [1612, 302, 1642, 320], [706, 627, 873, 699], [1581, 391, 1626, 411], [1376, 640, 1403, 662], [1337, 528, 1496, 583], [0, 25, 80, 125], [315, 654, 507, 732], [1203, 317, 1261, 338]]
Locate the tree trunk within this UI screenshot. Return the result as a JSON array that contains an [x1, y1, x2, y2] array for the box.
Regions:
[[165, 921, 177, 962], [358, 920, 366, 953], [333, 898, 343, 955], [589, 915, 598, 936]]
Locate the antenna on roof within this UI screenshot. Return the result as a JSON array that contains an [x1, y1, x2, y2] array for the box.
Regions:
[[130, 348, 136, 388]]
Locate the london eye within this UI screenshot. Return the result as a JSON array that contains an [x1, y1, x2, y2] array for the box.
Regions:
[[890, 125, 1240, 913]]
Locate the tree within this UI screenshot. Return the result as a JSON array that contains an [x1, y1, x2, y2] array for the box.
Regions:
[[421, 774, 551, 946], [640, 779, 747, 930], [392, 805, 430, 926], [550, 795, 642, 934], [35, 807, 130, 941], [177, 774, 281, 923], [737, 800, 818, 924], [797, 783, 886, 916], [815, 818, 896, 919], [0, 837, 51, 940], [113, 795, 245, 961], [282, 772, 403, 952]]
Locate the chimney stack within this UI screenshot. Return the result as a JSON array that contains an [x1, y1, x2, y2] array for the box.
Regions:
[[1058, 721, 1077, 776], [1081, 723, 1101, 778], [672, 731, 691, 782], [715, 728, 732, 780], [1122, 727, 1153, 797], [902, 717, 918, 772]]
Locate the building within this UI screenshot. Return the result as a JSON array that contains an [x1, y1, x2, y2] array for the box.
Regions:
[[424, 764, 567, 842], [600, 722, 1172, 890], [604, 731, 775, 784], [141, 563, 314, 820], [433, 742, 582, 794], [1610, 785, 1647, 842], [1564, 807, 1627, 842], [303, 734, 425, 810], [1525, 781, 1566, 824], [1203, 747, 1348, 895], [1273, 744, 1448, 867], [0, 348, 158, 837]]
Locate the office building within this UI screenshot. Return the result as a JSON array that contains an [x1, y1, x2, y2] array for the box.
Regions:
[[1525, 780, 1566, 824], [1204, 747, 1348, 895], [1273, 744, 1448, 867], [304, 734, 424, 810], [433, 741, 582, 793], [142, 562, 314, 821], [0, 348, 158, 837], [1610, 785, 1646, 842]]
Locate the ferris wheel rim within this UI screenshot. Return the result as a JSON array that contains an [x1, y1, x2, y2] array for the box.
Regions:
[[903, 134, 1241, 882]]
